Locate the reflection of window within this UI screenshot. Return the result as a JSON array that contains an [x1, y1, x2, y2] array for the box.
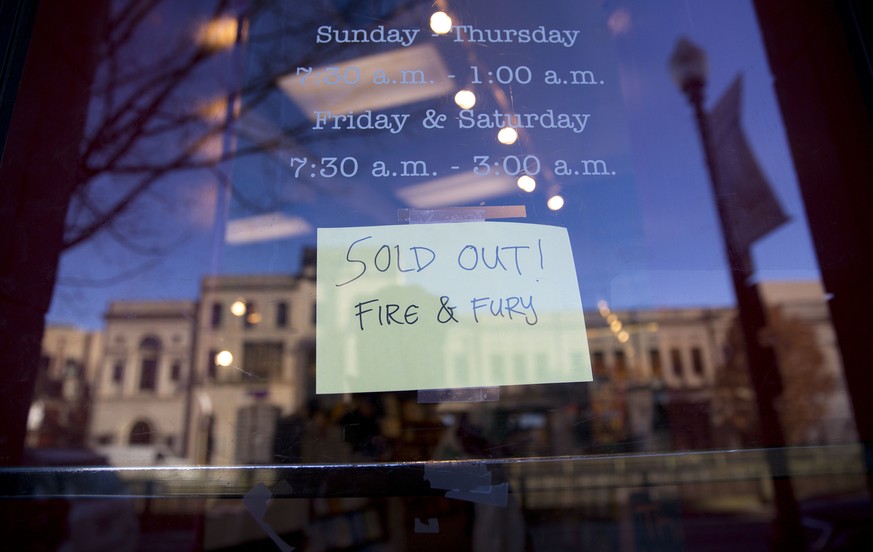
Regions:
[[455, 354, 468, 374], [171, 360, 182, 382], [140, 358, 158, 391], [614, 350, 627, 380], [129, 420, 153, 445], [139, 336, 161, 392], [245, 301, 259, 328], [491, 355, 505, 376], [592, 351, 606, 376], [243, 341, 283, 379], [649, 348, 662, 378], [276, 301, 289, 328], [691, 347, 705, 376], [207, 349, 218, 379], [64, 359, 79, 377], [211, 302, 222, 329], [670, 348, 684, 378], [514, 353, 527, 380], [112, 360, 125, 383], [235, 404, 280, 464]]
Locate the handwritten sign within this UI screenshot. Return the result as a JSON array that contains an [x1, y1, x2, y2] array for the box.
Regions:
[[316, 222, 591, 394]]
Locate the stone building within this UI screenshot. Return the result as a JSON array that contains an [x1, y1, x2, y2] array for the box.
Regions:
[[565, 304, 735, 452], [77, 274, 851, 463], [186, 262, 317, 465], [758, 281, 855, 444], [27, 325, 102, 448], [88, 300, 196, 456]]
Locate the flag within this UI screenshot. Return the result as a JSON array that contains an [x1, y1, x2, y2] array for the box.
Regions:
[[707, 75, 789, 254]]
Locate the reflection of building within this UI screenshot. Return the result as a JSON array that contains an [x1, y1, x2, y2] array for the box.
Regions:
[[759, 281, 855, 443], [68, 275, 853, 463], [578, 281, 855, 452], [27, 325, 101, 448], [187, 253, 316, 464], [572, 306, 733, 452], [88, 301, 196, 456]]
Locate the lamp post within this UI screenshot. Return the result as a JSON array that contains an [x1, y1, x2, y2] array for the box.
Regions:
[[183, 7, 249, 463], [669, 38, 806, 550]]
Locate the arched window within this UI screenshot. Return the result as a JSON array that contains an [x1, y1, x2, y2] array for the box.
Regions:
[[139, 336, 162, 392], [129, 420, 153, 445]]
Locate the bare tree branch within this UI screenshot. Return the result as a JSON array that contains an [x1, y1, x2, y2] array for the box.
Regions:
[[64, 0, 428, 257]]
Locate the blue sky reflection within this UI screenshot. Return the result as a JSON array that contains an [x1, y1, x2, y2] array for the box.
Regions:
[[47, 0, 820, 329]]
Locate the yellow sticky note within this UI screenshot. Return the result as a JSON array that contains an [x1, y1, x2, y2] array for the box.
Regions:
[[316, 222, 592, 394]]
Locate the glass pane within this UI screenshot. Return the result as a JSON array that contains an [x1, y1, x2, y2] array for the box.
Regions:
[[2, 0, 871, 549]]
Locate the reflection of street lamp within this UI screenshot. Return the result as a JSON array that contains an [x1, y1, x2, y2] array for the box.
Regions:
[[668, 38, 708, 110], [669, 37, 805, 550]]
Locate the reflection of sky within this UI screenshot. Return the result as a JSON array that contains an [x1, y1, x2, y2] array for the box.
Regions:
[[47, 0, 821, 329]]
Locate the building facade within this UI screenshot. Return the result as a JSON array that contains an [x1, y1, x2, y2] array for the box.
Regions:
[[27, 325, 101, 448], [88, 300, 196, 456], [68, 276, 853, 464], [186, 263, 317, 464]]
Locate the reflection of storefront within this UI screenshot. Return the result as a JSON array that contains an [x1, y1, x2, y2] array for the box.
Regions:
[[68, 279, 853, 463]]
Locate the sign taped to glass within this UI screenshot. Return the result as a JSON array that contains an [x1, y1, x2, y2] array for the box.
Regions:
[[316, 222, 592, 393]]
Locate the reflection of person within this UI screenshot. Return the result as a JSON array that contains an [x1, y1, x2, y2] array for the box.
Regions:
[[340, 397, 384, 460], [434, 412, 527, 552], [273, 407, 309, 463]]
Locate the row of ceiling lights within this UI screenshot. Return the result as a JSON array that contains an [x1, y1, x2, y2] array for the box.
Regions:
[[430, 10, 564, 211], [199, 12, 566, 211]]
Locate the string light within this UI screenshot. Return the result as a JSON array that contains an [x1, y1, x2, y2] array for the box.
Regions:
[[547, 194, 564, 210], [454, 89, 476, 109], [517, 175, 536, 192], [497, 127, 518, 145], [430, 12, 452, 34]]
